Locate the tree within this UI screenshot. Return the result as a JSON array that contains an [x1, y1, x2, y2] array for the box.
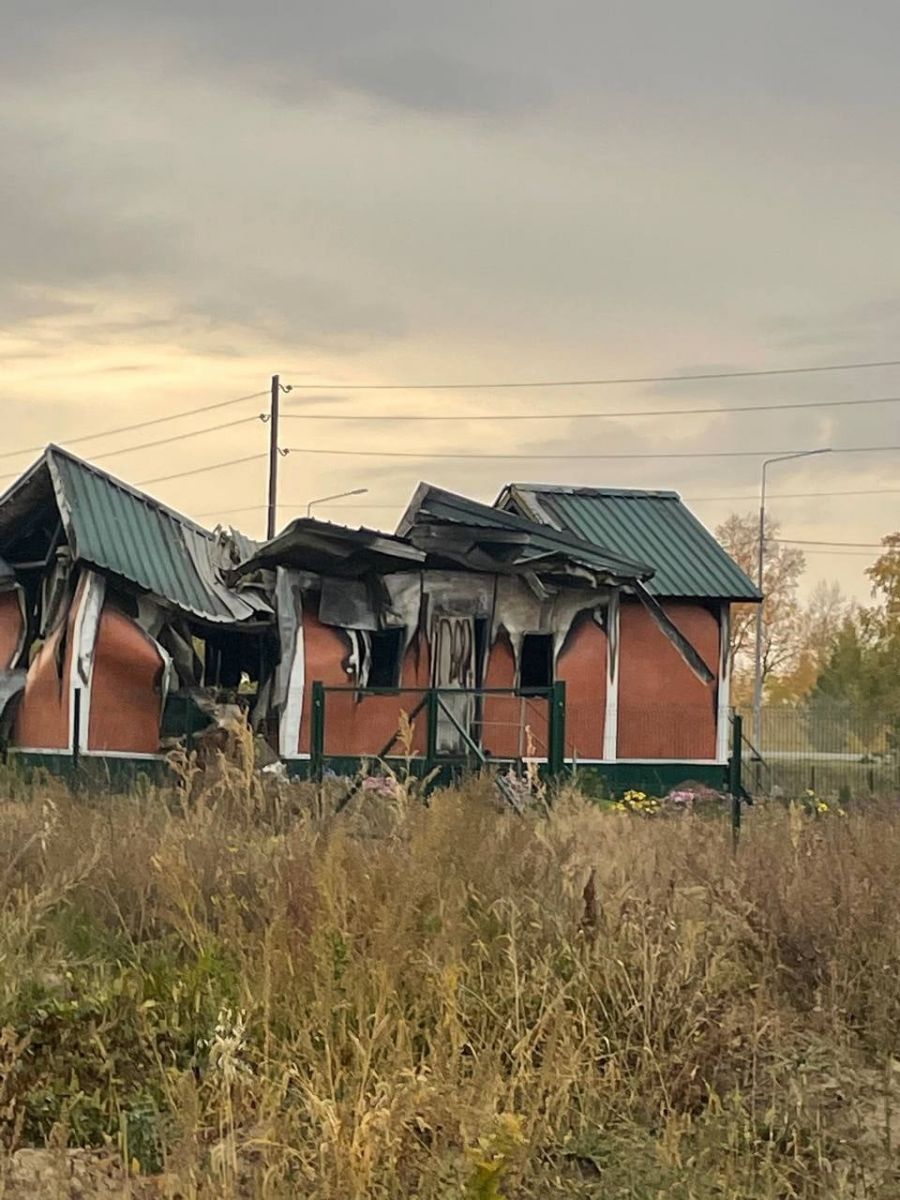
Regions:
[[767, 580, 850, 703], [867, 532, 900, 619], [811, 532, 900, 742], [716, 512, 806, 702]]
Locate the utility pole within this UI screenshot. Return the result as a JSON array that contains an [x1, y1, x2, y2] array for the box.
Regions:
[[752, 448, 831, 750], [266, 374, 280, 540]]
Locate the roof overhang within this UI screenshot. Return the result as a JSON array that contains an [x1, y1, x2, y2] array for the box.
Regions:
[[231, 517, 427, 580]]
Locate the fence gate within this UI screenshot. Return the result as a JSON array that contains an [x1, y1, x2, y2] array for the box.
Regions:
[[309, 681, 567, 785]]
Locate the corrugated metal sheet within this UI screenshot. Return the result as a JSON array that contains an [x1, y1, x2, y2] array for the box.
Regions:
[[236, 516, 426, 578], [46, 448, 267, 623], [502, 485, 760, 601], [398, 483, 654, 580]]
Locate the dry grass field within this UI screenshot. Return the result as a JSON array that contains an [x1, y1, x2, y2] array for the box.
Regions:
[[1, 752, 899, 1197]]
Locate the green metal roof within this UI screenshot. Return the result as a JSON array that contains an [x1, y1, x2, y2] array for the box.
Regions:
[[499, 484, 760, 601], [0, 447, 268, 624]]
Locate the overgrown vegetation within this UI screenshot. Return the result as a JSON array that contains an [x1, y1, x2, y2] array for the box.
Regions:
[[1, 761, 900, 1197], [718, 517, 900, 737]]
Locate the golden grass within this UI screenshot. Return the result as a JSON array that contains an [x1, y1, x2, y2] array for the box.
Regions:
[[1, 761, 899, 1197]]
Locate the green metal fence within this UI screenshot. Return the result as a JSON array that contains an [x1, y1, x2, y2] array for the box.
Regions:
[[309, 682, 567, 780], [737, 705, 900, 797]]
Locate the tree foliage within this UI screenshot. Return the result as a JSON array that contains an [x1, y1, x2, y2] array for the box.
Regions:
[[716, 512, 805, 700], [812, 533, 900, 737], [767, 580, 851, 704], [717, 513, 898, 726]]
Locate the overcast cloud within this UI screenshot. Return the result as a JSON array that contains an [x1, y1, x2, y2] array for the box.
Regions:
[[3, 1, 900, 598]]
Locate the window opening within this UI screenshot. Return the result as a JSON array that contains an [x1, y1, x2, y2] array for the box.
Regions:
[[520, 633, 553, 691], [368, 628, 404, 688]]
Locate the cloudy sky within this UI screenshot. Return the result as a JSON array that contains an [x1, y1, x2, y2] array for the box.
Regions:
[[4, 0, 900, 600]]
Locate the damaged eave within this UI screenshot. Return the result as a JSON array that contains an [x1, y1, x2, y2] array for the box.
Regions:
[[230, 517, 427, 581], [399, 482, 656, 580]]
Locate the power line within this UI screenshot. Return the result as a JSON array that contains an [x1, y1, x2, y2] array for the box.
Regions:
[[6, 353, 897, 469], [193, 502, 278, 519], [138, 453, 267, 487], [280, 394, 900, 423], [0, 415, 263, 485], [686, 487, 900, 502], [772, 538, 883, 549], [788, 548, 878, 557], [286, 444, 900, 462], [283, 356, 900, 391], [193, 484, 900, 522], [197, 487, 900, 515], [79, 416, 260, 465], [0, 389, 268, 463]]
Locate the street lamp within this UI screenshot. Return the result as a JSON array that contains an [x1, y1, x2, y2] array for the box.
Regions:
[[752, 449, 831, 750], [306, 488, 368, 517]]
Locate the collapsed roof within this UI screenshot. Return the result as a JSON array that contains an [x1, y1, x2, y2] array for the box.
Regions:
[[234, 483, 657, 591], [0, 446, 270, 624], [232, 481, 713, 684], [232, 518, 426, 580], [0, 449, 743, 687], [396, 483, 655, 587]]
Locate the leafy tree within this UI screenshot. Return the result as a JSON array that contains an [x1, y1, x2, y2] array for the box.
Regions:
[[811, 533, 900, 744], [867, 531, 900, 619], [767, 580, 850, 703], [716, 512, 805, 701]]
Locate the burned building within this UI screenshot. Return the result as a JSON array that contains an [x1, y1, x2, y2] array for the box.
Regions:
[[0, 447, 273, 764], [0, 448, 759, 788]]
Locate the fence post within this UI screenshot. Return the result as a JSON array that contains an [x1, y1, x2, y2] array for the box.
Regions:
[[729, 713, 743, 850], [548, 681, 566, 776], [71, 686, 82, 774], [310, 682, 325, 781], [425, 689, 438, 772]]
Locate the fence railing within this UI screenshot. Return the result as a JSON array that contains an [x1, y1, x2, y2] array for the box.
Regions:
[[309, 682, 567, 778], [736, 705, 900, 796]]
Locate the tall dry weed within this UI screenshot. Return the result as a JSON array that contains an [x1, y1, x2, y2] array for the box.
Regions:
[[0, 767, 899, 1197]]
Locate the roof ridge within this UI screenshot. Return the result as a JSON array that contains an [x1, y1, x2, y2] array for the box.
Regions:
[[505, 482, 681, 499]]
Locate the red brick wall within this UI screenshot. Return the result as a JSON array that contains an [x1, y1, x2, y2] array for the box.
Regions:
[[297, 611, 430, 758], [557, 614, 607, 760], [295, 597, 720, 764], [617, 600, 718, 760], [88, 608, 164, 753]]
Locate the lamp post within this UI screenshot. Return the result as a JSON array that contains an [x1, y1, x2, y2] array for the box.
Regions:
[[306, 488, 368, 517], [752, 449, 830, 749]]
